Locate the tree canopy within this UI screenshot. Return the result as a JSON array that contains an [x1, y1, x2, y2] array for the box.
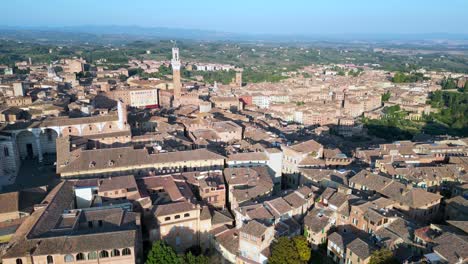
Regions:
[[269, 236, 311, 264], [145, 241, 182, 264], [293, 236, 311, 262], [391, 72, 426, 83], [145, 241, 212, 264], [369, 248, 399, 264], [381, 91, 391, 102], [440, 77, 458, 90]]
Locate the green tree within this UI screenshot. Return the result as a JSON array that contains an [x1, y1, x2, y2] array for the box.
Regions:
[[461, 81, 468, 93], [381, 91, 391, 102], [53, 66, 63, 73], [440, 77, 457, 90], [369, 248, 399, 264], [145, 241, 182, 264], [128, 67, 144, 77], [293, 236, 311, 263], [392, 72, 407, 83], [269, 237, 301, 264], [392, 72, 426, 83], [184, 252, 209, 264], [119, 74, 128, 82]]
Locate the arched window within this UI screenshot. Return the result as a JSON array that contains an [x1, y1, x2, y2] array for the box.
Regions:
[[99, 250, 109, 258], [47, 255, 54, 264], [76, 252, 86, 261], [64, 254, 74, 262], [111, 249, 120, 257], [122, 248, 131, 256], [16, 259, 23, 264], [88, 251, 98, 260]]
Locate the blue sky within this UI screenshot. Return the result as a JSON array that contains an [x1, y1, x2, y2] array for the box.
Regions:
[[2, 0, 468, 35]]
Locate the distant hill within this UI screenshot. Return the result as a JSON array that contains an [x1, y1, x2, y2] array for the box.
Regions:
[[1, 25, 468, 45]]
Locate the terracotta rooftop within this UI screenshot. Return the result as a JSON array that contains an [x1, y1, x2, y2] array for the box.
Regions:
[[240, 220, 268, 238], [154, 201, 197, 217], [347, 238, 375, 259]]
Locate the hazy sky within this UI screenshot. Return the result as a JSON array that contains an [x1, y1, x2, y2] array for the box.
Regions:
[[2, 0, 468, 35]]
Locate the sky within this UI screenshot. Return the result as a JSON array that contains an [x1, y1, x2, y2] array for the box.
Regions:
[[2, 0, 468, 35]]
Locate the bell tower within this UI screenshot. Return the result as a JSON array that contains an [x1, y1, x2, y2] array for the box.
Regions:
[[171, 47, 182, 102], [235, 68, 243, 87]]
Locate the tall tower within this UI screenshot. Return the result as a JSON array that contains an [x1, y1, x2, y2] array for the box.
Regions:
[[117, 100, 128, 130], [171, 47, 182, 101], [235, 68, 243, 88]]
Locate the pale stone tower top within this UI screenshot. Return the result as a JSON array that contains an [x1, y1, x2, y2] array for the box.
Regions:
[[171, 47, 181, 70]]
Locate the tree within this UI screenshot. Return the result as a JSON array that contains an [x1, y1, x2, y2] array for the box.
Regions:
[[293, 236, 311, 263], [392, 72, 407, 83], [381, 91, 391, 102], [145, 241, 182, 264], [184, 252, 209, 264], [119, 74, 128, 82], [269, 237, 301, 264], [440, 77, 457, 90], [53, 66, 63, 73], [369, 248, 399, 264], [269, 236, 311, 264], [461, 81, 468, 93]]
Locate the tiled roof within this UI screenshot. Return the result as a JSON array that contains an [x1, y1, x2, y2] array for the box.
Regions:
[[59, 147, 225, 174], [433, 233, 468, 263], [240, 220, 268, 238], [154, 201, 197, 217], [99, 175, 137, 192], [346, 238, 375, 259]]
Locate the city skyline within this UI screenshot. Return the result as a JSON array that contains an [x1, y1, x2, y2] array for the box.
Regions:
[[0, 2, 467, 264]]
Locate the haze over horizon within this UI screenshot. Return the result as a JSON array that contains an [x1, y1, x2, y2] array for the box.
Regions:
[[3, 0, 468, 36]]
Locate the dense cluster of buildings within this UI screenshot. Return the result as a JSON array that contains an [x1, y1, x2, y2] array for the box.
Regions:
[[0, 47, 467, 264]]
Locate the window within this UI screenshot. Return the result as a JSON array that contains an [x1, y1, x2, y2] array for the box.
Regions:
[[99, 250, 109, 258], [76, 253, 86, 261], [184, 213, 190, 218], [88, 252, 98, 260], [165, 216, 171, 221], [64, 254, 74, 262], [16, 259, 23, 264], [88, 221, 93, 228], [175, 215, 181, 219], [47, 255, 54, 264], [98, 220, 103, 227], [122, 248, 131, 256], [4, 146, 9, 157], [47, 131, 53, 141], [111, 249, 121, 257]]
